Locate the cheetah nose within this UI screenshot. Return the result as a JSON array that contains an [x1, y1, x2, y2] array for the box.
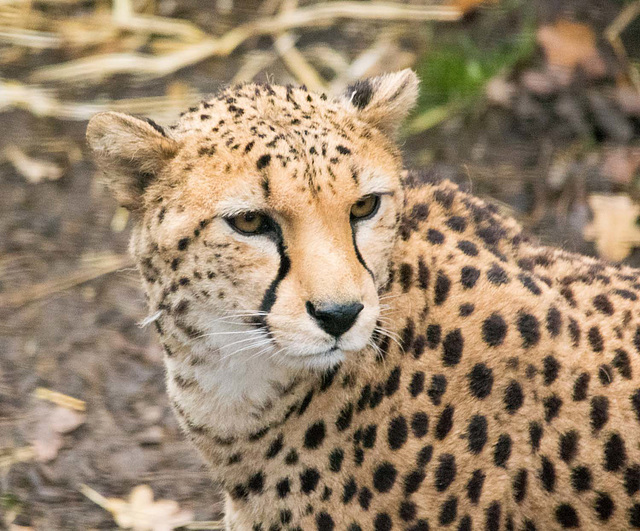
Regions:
[[306, 301, 364, 338]]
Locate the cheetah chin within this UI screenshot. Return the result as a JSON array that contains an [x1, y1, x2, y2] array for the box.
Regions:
[[88, 70, 640, 531]]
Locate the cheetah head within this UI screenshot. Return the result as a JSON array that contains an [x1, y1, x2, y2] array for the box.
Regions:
[[87, 70, 418, 373]]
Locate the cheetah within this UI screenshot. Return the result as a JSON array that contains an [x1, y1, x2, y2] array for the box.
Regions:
[[88, 70, 640, 530]]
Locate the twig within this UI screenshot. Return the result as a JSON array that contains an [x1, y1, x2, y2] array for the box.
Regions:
[[273, 32, 326, 90], [605, 0, 640, 91], [0, 254, 133, 309], [30, 2, 461, 82], [0, 78, 202, 120]]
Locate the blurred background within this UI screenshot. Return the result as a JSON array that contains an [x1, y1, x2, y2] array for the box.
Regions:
[[2, 0, 640, 528]]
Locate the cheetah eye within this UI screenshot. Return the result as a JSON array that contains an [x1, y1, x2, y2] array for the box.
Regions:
[[350, 194, 381, 221], [227, 212, 270, 235]]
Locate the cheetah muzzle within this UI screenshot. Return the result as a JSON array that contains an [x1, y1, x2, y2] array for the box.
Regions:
[[88, 70, 640, 530]]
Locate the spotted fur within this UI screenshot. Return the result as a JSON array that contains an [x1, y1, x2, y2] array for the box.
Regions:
[[89, 70, 640, 530]]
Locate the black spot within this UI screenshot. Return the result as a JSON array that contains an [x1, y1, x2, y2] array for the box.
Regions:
[[631, 504, 640, 528], [604, 432, 627, 471], [428, 375, 447, 405], [335, 404, 354, 432], [385, 367, 401, 397], [460, 516, 480, 531], [399, 501, 417, 522], [373, 462, 398, 492], [590, 396, 609, 431], [409, 372, 425, 397], [357, 385, 371, 411], [358, 487, 372, 510], [487, 263, 509, 285], [439, 497, 458, 526], [559, 431, 579, 462], [276, 478, 290, 498], [304, 421, 326, 449], [329, 448, 344, 472], [316, 512, 334, 531], [529, 422, 543, 451], [568, 318, 580, 347], [300, 468, 320, 493], [544, 394, 562, 422], [374, 513, 392, 531], [362, 425, 377, 448], [417, 445, 433, 468], [542, 355, 560, 386], [519, 274, 541, 295], [280, 509, 292, 524], [435, 454, 456, 492], [404, 469, 426, 494], [504, 381, 524, 413], [555, 504, 580, 528], [571, 466, 592, 492], [588, 326, 604, 352], [546, 306, 562, 337], [265, 435, 284, 459], [427, 229, 445, 244], [336, 145, 351, 155], [256, 154, 271, 170], [435, 405, 454, 440], [177, 237, 190, 251], [613, 349, 632, 379], [513, 469, 528, 503], [485, 501, 501, 531], [348, 79, 374, 109], [632, 389, 640, 422], [594, 492, 615, 521], [467, 415, 488, 454], [399, 263, 413, 292], [442, 329, 463, 366], [593, 294, 614, 315], [466, 469, 485, 504], [458, 240, 479, 256], [417, 258, 430, 289], [434, 271, 451, 305], [468, 363, 493, 399], [540, 456, 556, 492], [353, 447, 364, 466], [426, 324, 441, 349], [411, 412, 429, 438], [573, 373, 590, 401], [446, 216, 467, 232], [369, 384, 384, 409], [388, 416, 408, 450], [494, 434, 512, 467], [342, 477, 357, 504], [517, 313, 540, 348], [285, 449, 298, 465], [461, 266, 480, 289], [482, 313, 507, 346], [459, 303, 474, 316], [626, 465, 640, 495], [247, 472, 264, 493]]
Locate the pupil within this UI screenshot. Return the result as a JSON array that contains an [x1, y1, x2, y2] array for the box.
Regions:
[[245, 213, 255, 222]]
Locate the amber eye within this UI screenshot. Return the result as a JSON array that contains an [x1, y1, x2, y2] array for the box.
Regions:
[[350, 194, 380, 221], [228, 212, 267, 234]]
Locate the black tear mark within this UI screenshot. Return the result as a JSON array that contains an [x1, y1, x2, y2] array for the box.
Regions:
[[348, 79, 374, 109], [351, 225, 374, 281], [259, 224, 291, 314], [262, 177, 270, 199]]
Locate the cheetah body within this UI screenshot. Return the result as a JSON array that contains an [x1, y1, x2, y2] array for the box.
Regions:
[[88, 71, 640, 531]]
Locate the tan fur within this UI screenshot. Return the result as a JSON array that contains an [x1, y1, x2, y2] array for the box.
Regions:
[[88, 71, 640, 530]]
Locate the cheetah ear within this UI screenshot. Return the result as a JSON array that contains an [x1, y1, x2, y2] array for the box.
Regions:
[[86, 112, 179, 210], [341, 69, 419, 137]]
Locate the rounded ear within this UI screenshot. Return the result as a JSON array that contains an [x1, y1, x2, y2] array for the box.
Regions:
[[87, 112, 179, 210], [341, 69, 419, 137]]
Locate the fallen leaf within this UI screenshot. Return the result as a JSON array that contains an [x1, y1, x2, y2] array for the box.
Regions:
[[31, 405, 85, 462], [537, 20, 606, 77], [81, 484, 193, 531], [584, 194, 640, 261]]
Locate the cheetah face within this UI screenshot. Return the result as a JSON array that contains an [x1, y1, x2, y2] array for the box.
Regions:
[[88, 70, 418, 372]]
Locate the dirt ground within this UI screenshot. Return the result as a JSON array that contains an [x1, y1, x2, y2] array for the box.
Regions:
[[2, 0, 640, 528]]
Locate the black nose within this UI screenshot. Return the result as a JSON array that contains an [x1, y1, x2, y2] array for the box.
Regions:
[[306, 301, 364, 338]]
